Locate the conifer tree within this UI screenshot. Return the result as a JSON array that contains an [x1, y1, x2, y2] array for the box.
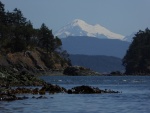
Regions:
[[123, 28, 150, 74], [39, 23, 54, 54]]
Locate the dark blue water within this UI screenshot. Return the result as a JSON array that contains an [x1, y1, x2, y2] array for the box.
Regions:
[[1, 76, 150, 113]]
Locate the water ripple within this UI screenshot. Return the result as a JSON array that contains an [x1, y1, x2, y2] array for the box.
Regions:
[[1, 76, 150, 113]]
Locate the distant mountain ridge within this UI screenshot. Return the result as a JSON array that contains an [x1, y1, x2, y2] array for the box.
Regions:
[[69, 54, 124, 73], [61, 36, 130, 58], [55, 19, 125, 40]]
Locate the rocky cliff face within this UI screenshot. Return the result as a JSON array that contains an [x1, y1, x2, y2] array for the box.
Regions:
[[0, 48, 69, 74]]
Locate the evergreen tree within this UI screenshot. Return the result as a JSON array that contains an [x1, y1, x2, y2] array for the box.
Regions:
[[12, 8, 26, 26], [39, 23, 54, 54], [24, 20, 34, 47], [8, 8, 28, 52], [0, 1, 5, 24], [123, 28, 150, 74], [0, 1, 5, 39]]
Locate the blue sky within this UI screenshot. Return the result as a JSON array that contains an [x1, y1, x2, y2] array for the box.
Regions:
[[1, 0, 150, 36]]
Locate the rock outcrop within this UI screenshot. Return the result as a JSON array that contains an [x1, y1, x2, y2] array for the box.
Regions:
[[0, 84, 120, 101], [41, 83, 67, 94], [0, 48, 68, 74], [0, 66, 45, 86], [63, 66, 101, 76], [67, 85, 120, 94]]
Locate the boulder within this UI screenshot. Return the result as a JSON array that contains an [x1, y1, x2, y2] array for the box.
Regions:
[[41, 83, 67, 94], [67, 85, 120, 94]]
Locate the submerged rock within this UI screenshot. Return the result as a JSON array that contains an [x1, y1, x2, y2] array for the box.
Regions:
[[0, 93, 28, 101], [36, 96, 48, 99]]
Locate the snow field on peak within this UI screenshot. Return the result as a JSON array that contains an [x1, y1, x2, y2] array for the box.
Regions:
[[55, 19, 125, 40]]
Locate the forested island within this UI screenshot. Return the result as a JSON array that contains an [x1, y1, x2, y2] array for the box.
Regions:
[[123, 28, 150, 75]]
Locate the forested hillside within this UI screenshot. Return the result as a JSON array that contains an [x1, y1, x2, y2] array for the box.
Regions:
[[0, 1, 71, 73], [123, 28, 150, 75]]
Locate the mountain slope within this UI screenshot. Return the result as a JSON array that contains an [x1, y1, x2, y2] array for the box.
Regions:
[[124, 32, 136, 42], [61, 36, 130, 58], [55, 19, 125, 40], [69, 54, 124, 73]]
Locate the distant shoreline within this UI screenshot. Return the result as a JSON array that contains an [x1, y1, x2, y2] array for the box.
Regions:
[[37, 71, 150, 76]]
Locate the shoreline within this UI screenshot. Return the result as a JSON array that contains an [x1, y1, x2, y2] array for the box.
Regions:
[[0, 67, 149, 102], [37, 71, 150, 76]]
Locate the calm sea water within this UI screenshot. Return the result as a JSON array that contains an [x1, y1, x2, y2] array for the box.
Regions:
[[1, 76, 150, 113]]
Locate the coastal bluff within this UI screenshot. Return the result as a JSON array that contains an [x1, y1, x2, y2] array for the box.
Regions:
[[0, 48, 69, 74]]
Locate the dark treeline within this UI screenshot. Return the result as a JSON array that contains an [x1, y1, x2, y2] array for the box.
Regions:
[[123, 28, 150, 75], [0, 1, 69, 60]]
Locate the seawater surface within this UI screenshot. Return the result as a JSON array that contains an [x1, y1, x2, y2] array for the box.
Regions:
[[1, 76, 150, 113]]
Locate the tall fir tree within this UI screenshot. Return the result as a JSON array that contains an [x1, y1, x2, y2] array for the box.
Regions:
[[39, 23, 54, 54]]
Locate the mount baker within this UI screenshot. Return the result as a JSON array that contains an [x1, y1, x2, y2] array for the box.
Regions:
[[54, 19, 125, 40]]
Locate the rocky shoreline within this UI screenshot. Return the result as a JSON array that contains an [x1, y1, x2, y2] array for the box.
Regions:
[[0, 66, 45, 86], [0, 66, 120, 101], [0, 84, 120, 101], [2, 64, 149, 102]]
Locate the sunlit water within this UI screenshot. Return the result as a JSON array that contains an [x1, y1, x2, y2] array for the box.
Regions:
[[1, 76, 150, 113]]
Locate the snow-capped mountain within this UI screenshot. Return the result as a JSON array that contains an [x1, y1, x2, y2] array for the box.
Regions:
[[55, 19, 125, 40]]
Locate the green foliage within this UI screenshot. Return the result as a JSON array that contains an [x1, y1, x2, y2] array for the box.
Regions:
[[0, 1, 5, 24], [0, 7, 30, 52], [0, 1, 70, 65], [123, 28, 150, 74], [38, 23, 55, 54]]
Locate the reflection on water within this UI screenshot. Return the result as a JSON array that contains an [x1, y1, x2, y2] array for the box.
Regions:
[[1, 76, 150, 113]]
